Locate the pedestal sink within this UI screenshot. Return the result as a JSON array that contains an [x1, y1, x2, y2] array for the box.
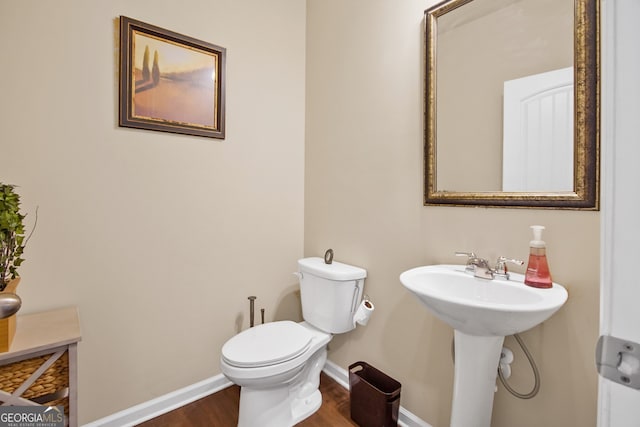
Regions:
[[400, 264, 568, 427]]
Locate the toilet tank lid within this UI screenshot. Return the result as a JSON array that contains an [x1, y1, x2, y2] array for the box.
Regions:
[[298, 257, 367, 281]]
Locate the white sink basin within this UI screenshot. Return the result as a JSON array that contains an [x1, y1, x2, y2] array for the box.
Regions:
[[400, 264, 568, 336], [401, 264, 568, 426]]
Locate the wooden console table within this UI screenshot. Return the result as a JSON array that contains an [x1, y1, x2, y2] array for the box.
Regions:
[[0, 307, 81, 426]]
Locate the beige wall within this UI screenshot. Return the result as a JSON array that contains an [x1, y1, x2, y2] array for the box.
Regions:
[[0, 0, 599, 426], [305, 1, 599, 427], [0, 0, 305, 423]]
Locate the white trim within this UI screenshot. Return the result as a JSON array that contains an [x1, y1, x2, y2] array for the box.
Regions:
[[597, 1, 640, 426], [84, 360, 431, 427], [82, 374, 232, 427], [323, 360, 433, 427], [322, 358, 350, 389], [598, 1, 615, 426]]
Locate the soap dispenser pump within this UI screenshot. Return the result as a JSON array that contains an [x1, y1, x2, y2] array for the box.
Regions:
[[524, 225, 553, 289]]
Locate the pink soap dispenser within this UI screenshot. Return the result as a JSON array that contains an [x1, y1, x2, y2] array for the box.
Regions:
[[524, 225, 553, 289]]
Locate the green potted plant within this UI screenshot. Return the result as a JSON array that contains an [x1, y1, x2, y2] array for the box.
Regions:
[[0, 183, 27, 291], [0, 183, 33, 350]]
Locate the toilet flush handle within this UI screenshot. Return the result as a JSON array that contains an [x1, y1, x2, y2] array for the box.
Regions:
[[350, 280, 361, 313]]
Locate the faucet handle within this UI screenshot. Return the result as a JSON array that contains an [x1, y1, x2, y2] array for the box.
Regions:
[[494, 256, 525, 279], [455, 252, 480, 275], [455, 251, 477, 261]]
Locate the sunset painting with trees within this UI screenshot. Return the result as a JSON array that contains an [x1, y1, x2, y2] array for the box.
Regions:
[[132, 32, 219, 130]]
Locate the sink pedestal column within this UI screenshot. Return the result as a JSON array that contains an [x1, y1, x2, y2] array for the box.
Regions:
[[450, 330, 505, 427]]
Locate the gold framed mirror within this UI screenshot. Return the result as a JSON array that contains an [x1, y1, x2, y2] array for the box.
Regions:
[[424, 0, 599, 209]]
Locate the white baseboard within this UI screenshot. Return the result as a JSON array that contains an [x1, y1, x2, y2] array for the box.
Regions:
[[323, 360, 432, 427], [82, 374, 232, 427], [84, 360, 431, 427]]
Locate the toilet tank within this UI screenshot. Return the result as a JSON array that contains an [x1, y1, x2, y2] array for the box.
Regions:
[[297, 257, 367, 334]]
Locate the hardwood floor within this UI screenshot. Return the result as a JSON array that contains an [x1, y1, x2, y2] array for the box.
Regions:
[[137, 373, 358, 426]]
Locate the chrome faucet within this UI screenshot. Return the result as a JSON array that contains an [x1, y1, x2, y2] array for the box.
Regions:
[[455, 252, 524, 280]]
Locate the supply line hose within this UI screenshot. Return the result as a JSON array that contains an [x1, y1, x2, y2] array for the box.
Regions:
[[498, 333, 540, 399], [450, 332, 541, 399]]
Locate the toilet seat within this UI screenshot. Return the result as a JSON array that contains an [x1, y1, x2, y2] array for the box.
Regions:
[[222, 321, 312, 368]]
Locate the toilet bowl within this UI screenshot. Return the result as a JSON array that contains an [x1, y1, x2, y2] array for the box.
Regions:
[[220, 257, 368, 427], [221, 321, 331, 427]]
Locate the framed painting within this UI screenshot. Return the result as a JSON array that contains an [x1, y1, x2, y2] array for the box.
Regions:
[[119, 16, 226, 139]]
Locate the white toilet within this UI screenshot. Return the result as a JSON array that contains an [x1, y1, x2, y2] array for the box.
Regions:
[[220, 257, 367, 427]]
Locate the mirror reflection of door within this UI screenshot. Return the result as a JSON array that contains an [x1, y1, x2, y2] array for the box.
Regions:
[[502, 67, 574, 192], [435, 0, 573, 192]]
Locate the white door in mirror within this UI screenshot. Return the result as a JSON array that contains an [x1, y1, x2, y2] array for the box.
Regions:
[[503, 66, 574, 192]]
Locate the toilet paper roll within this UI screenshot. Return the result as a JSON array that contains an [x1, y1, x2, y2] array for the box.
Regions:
[[353, 299, 374, 326]]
